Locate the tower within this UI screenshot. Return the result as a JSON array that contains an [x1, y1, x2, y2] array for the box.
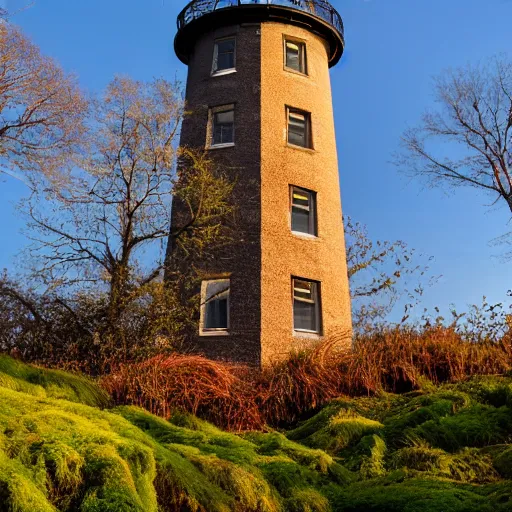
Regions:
[[170, 0, 352, 366]]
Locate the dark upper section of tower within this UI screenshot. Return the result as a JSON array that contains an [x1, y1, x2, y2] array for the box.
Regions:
[[175, 0, 345, 67]]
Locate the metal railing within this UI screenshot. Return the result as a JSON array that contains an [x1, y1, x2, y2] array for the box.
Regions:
[[177, 0, 344, 39]]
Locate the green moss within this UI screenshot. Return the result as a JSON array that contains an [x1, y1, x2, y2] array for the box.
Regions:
[[483, 445, 512, 479], [259, 460, 315, 498], [475, 482, 512, 508], [381, 392, 471, 447], [0, 450, 57, 512], [117, 407, 349, 512], [80, 443, 156, 512], [449, 448, 499, 483], [169, 443, 279, 512], [120, 407, 256, 466], [288, 408, 383, 455], [286, 402, 350, 441], [459, 377, 512, 408], [284, 488, 330, 512], [1, 358, 511, 512], [152, 444, 233, 512], [354, 435, 387, 479], [392, 444, 497, 483], [246, 432, 334, 473], [0, 387, 159, 512], [329, 477, 501, 512], [410, 404, 512, 451], [0, 355, 109, 408], [41, 440, 84, 501], [0, 372, 47, 398]]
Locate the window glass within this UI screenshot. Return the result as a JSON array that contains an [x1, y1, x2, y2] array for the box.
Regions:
[[288, 109, 310, 148], [202, 280, 230, 332], [291, 187, 316, 235], [212, 108, 234, 146], [285, 40, 306, 74], [213, 38, 235, 74], [293, 279, 320, 333], [214, 0, 237, 10]]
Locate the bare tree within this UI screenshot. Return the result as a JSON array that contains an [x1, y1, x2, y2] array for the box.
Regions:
[[0, 23, 87, 183], [345, 217, 436, 329], [396, 56, 512, 214], [22, 77, 235, 347]]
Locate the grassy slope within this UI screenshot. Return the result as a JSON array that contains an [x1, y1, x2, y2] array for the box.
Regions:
[[0, 355, 511, 512], [287, 377, 512, 511]]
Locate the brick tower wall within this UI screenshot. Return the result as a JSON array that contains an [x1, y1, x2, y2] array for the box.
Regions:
[[169, 14, 352, 366], [259, 23, 352, 363], [172, 22, 263, 365]]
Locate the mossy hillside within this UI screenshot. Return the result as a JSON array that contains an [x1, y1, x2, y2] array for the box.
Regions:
[[342, 434, 387, 479], [0, 388, 347, 512], [0, 357, 353, 512], [0, 357, 511, 512], [288, 377, 512, 511], [287, 401, 384, 455], [482, 445, 512, 479], [0, 386, 159, 511], [327, 473, 509, 512], [391, 445, 498, 483], [0, 355, 110, 408], [122, 407, 356, 511]]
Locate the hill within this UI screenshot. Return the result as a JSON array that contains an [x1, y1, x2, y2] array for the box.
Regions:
[[0, 355, 511, 511]]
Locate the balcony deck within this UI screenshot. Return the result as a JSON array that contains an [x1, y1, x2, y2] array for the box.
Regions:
[[175, 0, 345, 66]]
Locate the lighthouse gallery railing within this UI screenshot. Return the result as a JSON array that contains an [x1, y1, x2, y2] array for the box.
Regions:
[[177, 0, 344, 40]]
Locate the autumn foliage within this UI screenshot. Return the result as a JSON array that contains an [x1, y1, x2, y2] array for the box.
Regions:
[[0, 23, 87, 182], [102, 326, 512, 432]]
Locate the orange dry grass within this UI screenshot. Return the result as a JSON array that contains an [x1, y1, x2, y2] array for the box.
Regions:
[[103, 354, 264, 430], [342, 326, 512, 394], [102, 326, 512, 431], [256, 336, 349, 426]]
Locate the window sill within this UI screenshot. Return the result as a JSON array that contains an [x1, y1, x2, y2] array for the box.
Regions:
[[293, 330, 323, 340], [284, 66, 308, 77], [291, 231, 319, 240], [200, 329, 230, 337], [286, 143, 315, 154], [211, 69, 237, 77], [208, 143, 235, 150]]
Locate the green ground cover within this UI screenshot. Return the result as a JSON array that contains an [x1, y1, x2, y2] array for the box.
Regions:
[[0, 355, 511, 511]]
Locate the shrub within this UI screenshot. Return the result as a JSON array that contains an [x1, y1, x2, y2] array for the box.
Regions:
[[256, 336, 350, 426], [102, 354, 263, 431], [340, 326, 512, 394], [0, 277, 191, 375], [103, 325, 512, 431]]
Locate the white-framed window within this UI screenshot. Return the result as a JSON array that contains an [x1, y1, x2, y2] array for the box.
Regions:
[[293, 278, 321, 334], [287, 108, 312, 149], [209, 104, 235, 148], [284, 39, 307, 74], [291, 186, 317, 236], [212, 37, 236, 75], [200, 279, 230, 336]]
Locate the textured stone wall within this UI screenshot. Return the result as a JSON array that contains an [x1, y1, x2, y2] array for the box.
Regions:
[[169, 17, 352, 367], [259, 22, 352, 364], [171, 22, 263, 365]]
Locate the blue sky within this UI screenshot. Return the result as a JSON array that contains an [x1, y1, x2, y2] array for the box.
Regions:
[[1, 0, 512, 320]]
